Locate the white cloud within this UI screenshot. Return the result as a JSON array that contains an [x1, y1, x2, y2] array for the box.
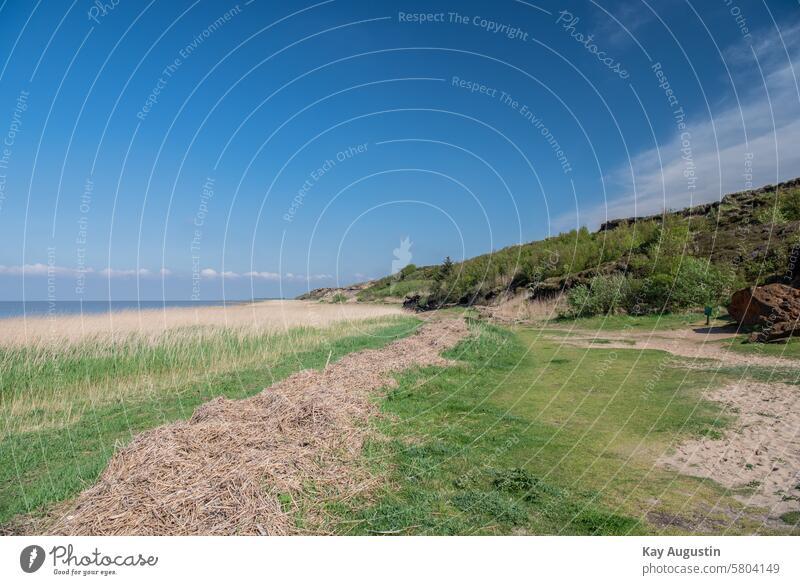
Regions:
[[593, 2, 656, 49], [200, 269, 333, 281], [200, 269, 242, 279], [1, 264, 333, 283], [0, 263, 88, 276], [725, 19, 800, 72], [244, 271, 281, 280], [99, 268, 153, 278], [0, 265, 174, 278], [567, 20, 800, 230]]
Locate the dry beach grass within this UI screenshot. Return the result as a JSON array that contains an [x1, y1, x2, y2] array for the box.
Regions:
[[0, 300, 422, 532], [48, 316, 468, 535], [0, 300, 404, 347], [0, 301, 408, 434]]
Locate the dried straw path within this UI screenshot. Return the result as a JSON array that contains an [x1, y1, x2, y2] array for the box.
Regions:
[[49, 316, 468, 535]]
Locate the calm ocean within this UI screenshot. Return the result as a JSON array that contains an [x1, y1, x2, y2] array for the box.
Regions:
[[0, 300, 237, 319]]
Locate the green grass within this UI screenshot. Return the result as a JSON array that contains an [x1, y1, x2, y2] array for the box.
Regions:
[[357, 279, 431, 301], [0, 317, 419, 525], [781, 511, 800, 526], [723, 334, 800, 360], [325, 321, 779, 535]]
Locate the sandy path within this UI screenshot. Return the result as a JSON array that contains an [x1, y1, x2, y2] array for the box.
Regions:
[[546, 326, 800, 369], [48, 316, 469, 535], [0, 300, 404, 346], [660, 381, 800, 517]]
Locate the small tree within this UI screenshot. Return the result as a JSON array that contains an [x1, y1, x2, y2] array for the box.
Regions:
[[631, 258, 735, 313], [441, 256, 454, 275], [562, 274, 629, 318], [780, 188, 800, 221], [647, 216, 691, 275], [435, 256, 454, 283], [399, 263, 417, 279]]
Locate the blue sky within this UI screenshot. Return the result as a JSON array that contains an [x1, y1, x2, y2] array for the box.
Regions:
[[0, 0, 798, 300]]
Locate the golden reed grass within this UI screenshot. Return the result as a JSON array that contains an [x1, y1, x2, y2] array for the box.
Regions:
[[0, 300, 405, 347]]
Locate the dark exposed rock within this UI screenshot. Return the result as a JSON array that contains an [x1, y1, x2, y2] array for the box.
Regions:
[[402, 294, 422, 311], [528, 261, 628, 300], [728, 283, 800, 342]]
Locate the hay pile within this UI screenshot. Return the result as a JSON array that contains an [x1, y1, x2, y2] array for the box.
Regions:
[[50, 317, 468, 535]]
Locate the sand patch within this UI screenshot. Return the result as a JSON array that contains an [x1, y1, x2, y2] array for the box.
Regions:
[[660, 381, 800, 517], [47, 316, 468, 535]]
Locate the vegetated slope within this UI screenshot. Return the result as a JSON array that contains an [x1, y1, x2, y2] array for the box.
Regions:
[[302, 178, 800, 311]]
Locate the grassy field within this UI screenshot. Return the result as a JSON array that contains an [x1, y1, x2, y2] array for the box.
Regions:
[[4, 303, 797, 535], [327, 319, 793, 535], [723, 334, 800, 360], [0, 315, 419, 526]]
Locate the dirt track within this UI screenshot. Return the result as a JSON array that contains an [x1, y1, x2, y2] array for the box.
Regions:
[[549, 326, 800, 369], [48, 316, 468, 535]]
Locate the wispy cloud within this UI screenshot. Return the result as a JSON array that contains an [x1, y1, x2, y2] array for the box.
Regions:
[[200, 269, 332, 281], [2, 265, 170, 279], [0, 263, 89, 276], [568, 18, 800, 229], [0, 265, 334, 282], [99, 268, 154, 278], [244, 271, 281, 280], [592, 2, 656, 48]]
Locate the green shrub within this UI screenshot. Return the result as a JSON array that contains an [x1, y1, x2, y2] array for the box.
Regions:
[[779, 188, 800, 221], [626, 274, 671, 314], [563, 273, 629, 318], [627, 258, 734, 313], [647, 216, 691, 274], [398, 264, 417, 279], [754, 205, 787, 225], [331, 293, 347, 303], [673, 258, 733, 308]]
